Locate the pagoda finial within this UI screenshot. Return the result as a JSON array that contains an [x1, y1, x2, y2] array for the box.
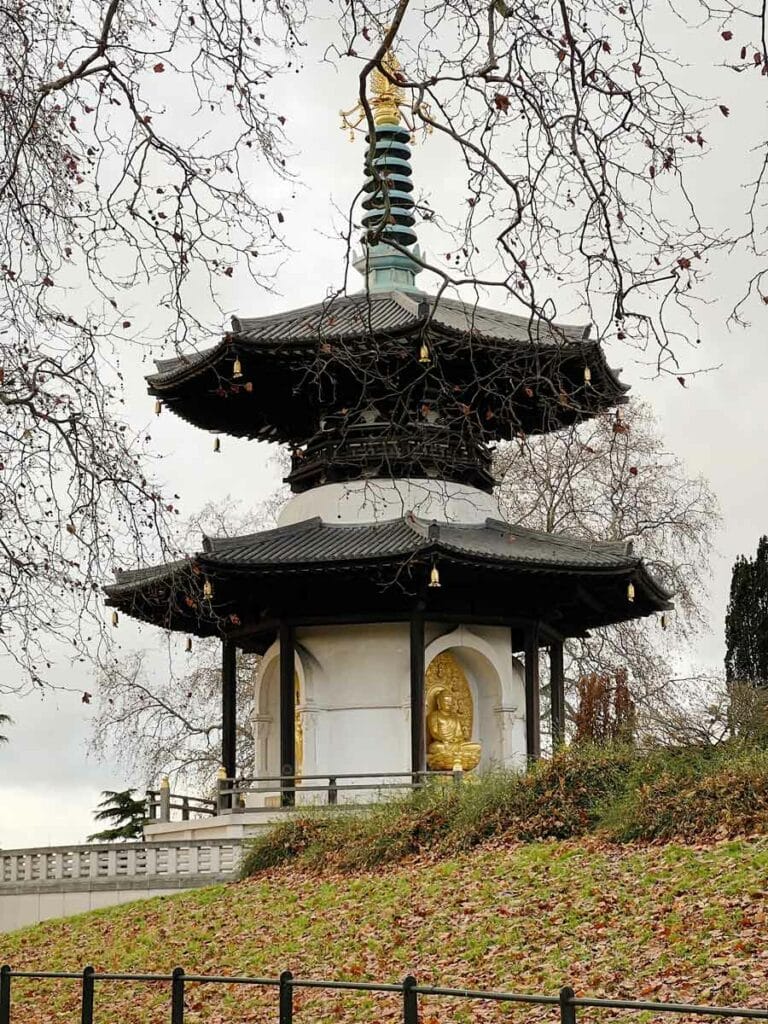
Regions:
[[341, 51, 406, 135], [340, 34, 433, 138], [342, 43, 424, 295], [371, 51, 405, 126]]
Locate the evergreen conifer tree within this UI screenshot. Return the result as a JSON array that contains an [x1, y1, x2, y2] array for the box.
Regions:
[[725, 536, 768, 687], [87, 789, 146, 842]]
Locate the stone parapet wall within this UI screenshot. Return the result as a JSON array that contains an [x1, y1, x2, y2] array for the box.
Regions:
[[0, 839, 242, 932]]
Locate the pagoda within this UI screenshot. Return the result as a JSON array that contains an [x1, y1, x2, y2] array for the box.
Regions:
[[106, 53, 671, 823]]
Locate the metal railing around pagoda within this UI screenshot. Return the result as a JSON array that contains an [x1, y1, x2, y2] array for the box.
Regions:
[[146, 771, 463, 823], [221, 769, 463, 811], [145, 787, 218, 823], [2, 967, 767, 1024]]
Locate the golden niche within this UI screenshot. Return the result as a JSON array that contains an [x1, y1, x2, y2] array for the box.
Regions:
[[294, 672, 303, 780], [425, 652, 481, 772]]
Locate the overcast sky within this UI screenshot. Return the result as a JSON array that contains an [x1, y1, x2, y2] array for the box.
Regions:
[[2, 7, 767, 849]]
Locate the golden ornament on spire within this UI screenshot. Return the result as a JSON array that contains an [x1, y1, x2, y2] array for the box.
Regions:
[[341, 44, 429, 138], [371, 50, 405, 126]]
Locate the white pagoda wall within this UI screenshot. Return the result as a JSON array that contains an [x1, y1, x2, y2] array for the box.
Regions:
[[250, 622, 527, 806], [277, 478, 501, 527]]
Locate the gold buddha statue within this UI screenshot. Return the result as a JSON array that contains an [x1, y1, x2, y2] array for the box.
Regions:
[[425, 653, 481, 772]]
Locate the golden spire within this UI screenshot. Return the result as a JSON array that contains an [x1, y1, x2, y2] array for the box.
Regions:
[[341, 48, 409, 137], [371, 51, 405, 126]]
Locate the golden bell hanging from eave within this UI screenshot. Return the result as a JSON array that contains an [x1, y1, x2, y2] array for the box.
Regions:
[[154, 399, 162, 415], [185, 636, 193, 653], [627, 581, 635, 603], [660, 612, 668, 629], [213, 437, 221, 453], [419, 342, 431, 365], [429, 563, 441, 588], [111, 610, 119, 627], [583, 366, 592, 386], [232, 356, 243, 380], [203, 578, 213, 599]]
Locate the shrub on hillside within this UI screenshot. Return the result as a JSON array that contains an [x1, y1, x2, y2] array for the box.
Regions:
[[241, 746, 634, 876], [606, 744, 768, 841], [242, 785, 460, 875], [240, 743, 768, 877], [242, 815, 336, 872], [439, 744, 635, 851]]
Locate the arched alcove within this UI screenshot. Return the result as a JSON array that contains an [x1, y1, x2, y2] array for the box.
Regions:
[[424, 627, 525, 769], [251, 642, 309, 785]]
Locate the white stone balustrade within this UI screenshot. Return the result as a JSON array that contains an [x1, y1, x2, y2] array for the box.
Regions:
[[0, 840, 243, 932]]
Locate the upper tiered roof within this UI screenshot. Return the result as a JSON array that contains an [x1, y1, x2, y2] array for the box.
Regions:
[[147, 290, 628, 443], [146, 48, 631, 497]]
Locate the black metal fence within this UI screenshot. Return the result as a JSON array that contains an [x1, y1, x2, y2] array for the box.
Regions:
[[2, 967, 768, 1024]]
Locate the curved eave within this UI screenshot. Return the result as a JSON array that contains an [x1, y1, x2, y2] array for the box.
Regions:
[[148, 341, 228, 390], [201, 547, 671, 606], [146, 317, 626, 393], [145, 330, 628, 444], [104, 544, 671, 638], [104, 560, 224, 637]]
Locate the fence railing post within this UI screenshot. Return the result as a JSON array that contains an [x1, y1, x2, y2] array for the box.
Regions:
[[403, 975, 418, 1024], [560, 986, 576, 1024], [328, 777, 338, 806], [0, 965, 11, 1024], [160, 778, 171, 822], [80, 966, 95, 1024], [216, 769, 229, 814], [171, 967, 185, 1024], [279, 970, 293, 1024]]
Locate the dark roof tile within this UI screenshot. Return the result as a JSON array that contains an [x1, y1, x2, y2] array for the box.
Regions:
[[146, 291, 611, 388], [104, 515, 673, 624], [110, 515, 653, 577]]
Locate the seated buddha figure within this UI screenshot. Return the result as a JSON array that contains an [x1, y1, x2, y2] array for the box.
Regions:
[[427, 688, 481, 772]]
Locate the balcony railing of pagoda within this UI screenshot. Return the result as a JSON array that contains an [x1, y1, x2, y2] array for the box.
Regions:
[[287, 421, 495, 493], [145, 786, 218, 825], [218, 769, 464, 811]]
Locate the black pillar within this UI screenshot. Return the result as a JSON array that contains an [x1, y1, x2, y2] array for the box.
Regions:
[[524, 625, 541, 761], [410, 610, 426, 780], [221, 640, 237, 782], [550, 640, 565, 748], [279, 621, 296, 807]]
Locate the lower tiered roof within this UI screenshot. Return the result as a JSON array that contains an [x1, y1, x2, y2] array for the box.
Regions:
[[105, 514, 672, 649]]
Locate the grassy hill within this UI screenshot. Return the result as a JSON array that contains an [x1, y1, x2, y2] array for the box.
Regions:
[[4, 746, 768, 1023], [3, 837, 768, 1023]]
